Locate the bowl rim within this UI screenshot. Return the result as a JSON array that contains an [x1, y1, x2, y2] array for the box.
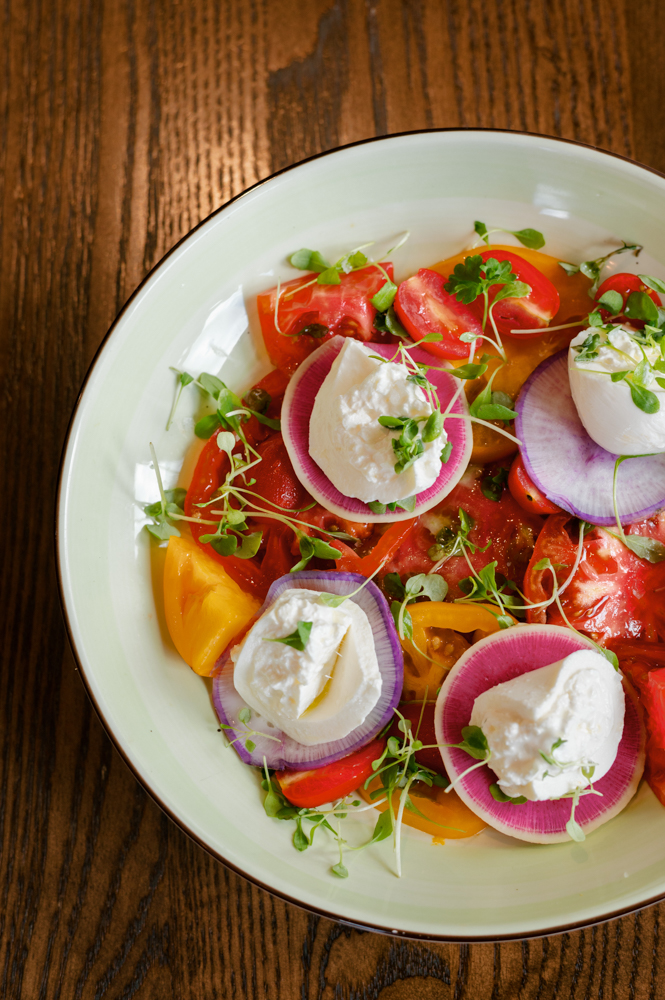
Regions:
[[55, 126, 665, 942]]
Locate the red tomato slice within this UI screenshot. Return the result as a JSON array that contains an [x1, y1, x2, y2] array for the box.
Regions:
[[382, 467, 543, 598], [275, 738, 385, 807], [249, 434, 311, 518], [595, 272, 660, 328], [610, 643, 665, 807], [524, 512, 665, 642], [393, 268, 483, 359], [508, 454, 562, 515], [388, 703, 446, 775], [257, 264, 395, 374], [185, 429, 308, 598], [474, 249, 560, 337]]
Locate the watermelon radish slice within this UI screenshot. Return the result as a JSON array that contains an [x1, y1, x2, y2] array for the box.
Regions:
[[515, 350, 665, 525], [281, 335, 472, 523], [436, 625, 646, 844], [212, 570, 403, 770]]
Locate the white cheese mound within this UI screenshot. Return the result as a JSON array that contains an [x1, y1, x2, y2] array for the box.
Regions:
[[568, 325, 665, 454], [231, 588, 382, 745], [470, 649, 625, 801], [309, 338, 446, 503]]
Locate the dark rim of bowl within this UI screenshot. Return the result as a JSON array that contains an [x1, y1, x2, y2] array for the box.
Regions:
[[55, 126, 665, 943]]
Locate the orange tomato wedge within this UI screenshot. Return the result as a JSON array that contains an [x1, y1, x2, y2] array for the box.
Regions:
[[359, 777, 486, 841], [163, 535, 260, 675]]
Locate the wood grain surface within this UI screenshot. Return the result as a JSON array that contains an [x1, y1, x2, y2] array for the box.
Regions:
[[2, 0, 665, 996]]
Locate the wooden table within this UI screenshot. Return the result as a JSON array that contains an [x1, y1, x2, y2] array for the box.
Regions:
[[3, 1, 665, 996]]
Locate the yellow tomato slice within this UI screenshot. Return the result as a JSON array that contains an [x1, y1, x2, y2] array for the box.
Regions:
[[163, 535, 260, 676], [401, 602, 512, 702], [360, 777, 486, 841]]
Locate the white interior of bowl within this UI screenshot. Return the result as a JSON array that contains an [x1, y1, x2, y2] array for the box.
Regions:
[[58, 131, 665, 939]]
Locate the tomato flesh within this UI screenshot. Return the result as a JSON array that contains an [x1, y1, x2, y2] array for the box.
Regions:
[[610, 643, 665, 807], [257, 264, 395, 374], [394, 268, 483, 359], [508, 454, 562, 515], [470, 249, 560, 337], [524, 512, 665, 642], [595, 272, 660, 328], [275, 738, 385, 807], [383, 467, 543, 599], [185, 427, 310, 599]]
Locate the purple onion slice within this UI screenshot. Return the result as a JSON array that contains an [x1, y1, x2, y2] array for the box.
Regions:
[[436, 625, 646, 844], [515, 351, 665, 525], [281, 335, 472, 523], [212, 570, 403, 770]]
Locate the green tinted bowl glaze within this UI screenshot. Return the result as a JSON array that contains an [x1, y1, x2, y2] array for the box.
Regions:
[[57, 130, 665, 940]]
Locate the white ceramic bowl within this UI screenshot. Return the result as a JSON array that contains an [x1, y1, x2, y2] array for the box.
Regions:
[[57, 130, 665, 940]]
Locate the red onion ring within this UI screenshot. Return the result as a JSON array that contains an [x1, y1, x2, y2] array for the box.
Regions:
[[212, 571, 403, 770]]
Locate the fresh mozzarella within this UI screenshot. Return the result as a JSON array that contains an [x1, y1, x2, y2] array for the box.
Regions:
[[568, 326, 665, 454], [231, 588, 382, 745], [309, 338, 446, 503], [469, 649, 625, 801]]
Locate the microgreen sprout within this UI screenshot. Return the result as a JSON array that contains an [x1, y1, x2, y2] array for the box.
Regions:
[[480, 466, 509, 502], [364, 706, 463, 877], [143, 443, 205, 540], [473, 220, 545, 250], [489, 784, 527, 804], [166, 369, 195, 430], [609, 455, 665, 564], [219, 708, 281, 754], [427, 507, 488, 571], [385, 573, 449, 640], [558, 241, 642, 295], [318, 560, 387, 608], [443, 726, 492, 793]]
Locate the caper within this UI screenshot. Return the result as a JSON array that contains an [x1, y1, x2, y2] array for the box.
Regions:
[[244, 387, 271, 414]]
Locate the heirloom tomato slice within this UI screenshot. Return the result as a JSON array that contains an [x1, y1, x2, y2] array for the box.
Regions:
[[275, 738, 385, 807], [393, 267, 484, 359], [257, 263, 395, 374]]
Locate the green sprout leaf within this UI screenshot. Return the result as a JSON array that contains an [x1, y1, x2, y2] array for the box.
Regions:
[[317, 266, 341, 285], [265, 621, 313, 652], [451, 726, 490, 760], [235, 531, 263, 559], [481, 466, 509, 502], [146, 521, 180, 541], [622, 535, 665, 563], [625, 290, 659, 325], [449, 354, 491, 380], [289, 248, 331, 272], [474, 220, 489, 243], [596, 289, 623, 315], [291, 535, 341, 572], [639, 274, 665, 295], [422, 410, 444, 442], [440, 440, 453, 464], [510, 228, 545, 250], [195, 413, 222, 439], [489, 783, 527, 804], [371, 278, 398, 312], [373, 306, 409, 340], [209, 533, 238, 557], [628, 380, 659, 414]]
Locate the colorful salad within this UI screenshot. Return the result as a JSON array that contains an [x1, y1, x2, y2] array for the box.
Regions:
[[145, 222, 665, 878]]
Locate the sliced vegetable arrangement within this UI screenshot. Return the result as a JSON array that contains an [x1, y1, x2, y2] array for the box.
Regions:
[[144, 221, 665, 879]]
